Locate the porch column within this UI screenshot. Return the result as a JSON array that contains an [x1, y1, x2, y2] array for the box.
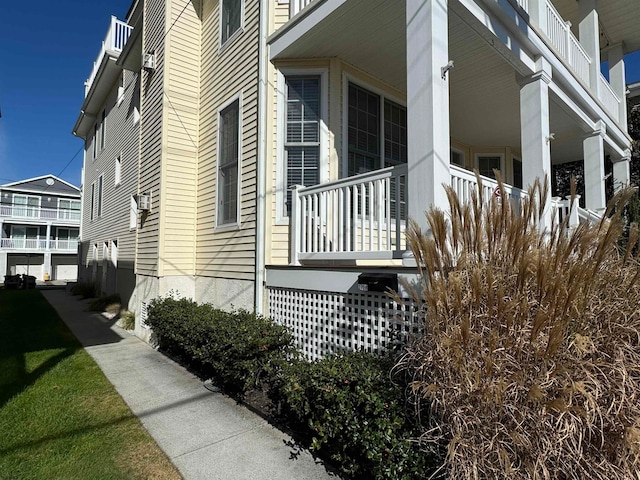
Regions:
[[608, 43, 627, 128], [612, 153, 631, 193], [406, 0, 451, 231], [519, 58, 552, 229], [578, 0, 601, 95], [583, 123, 607, 212], [45, 222, 52, 250]]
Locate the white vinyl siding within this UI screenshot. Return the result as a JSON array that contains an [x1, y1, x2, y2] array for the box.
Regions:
[[284, 76, 321, 215], [217, 98, 241, 226]]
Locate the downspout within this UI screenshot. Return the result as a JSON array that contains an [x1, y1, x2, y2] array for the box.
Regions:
[[255, 0, 269, 315]]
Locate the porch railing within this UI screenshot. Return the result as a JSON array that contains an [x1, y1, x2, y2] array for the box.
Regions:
[[290, 165, 408, 264], [599, 73, 621, 121], [0, 238, 78, 252], [0, 205, 80, 223], [85, 17, 132, 96], [450, 164, 528, 205], [289, 0, 314, 18]]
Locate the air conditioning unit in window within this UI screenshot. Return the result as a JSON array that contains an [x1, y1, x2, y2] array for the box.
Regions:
[[143, 53, 156, 70], [139, 193, 151, 212]]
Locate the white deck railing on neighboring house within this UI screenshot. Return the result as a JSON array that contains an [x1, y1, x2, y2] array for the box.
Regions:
[[599, 73, 621, 121], [289, 165, 408, 264], [0, 238, 78, 252], [450, 164, 528, 205], [289, 0, 315, 18], [85, 17, 132, 96], [0, 205, 81, 223]]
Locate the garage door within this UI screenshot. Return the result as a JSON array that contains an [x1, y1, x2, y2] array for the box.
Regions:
[[8, 255, 44, 280], [52, 256, 78, 281]]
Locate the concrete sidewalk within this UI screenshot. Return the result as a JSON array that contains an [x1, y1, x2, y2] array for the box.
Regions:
[[42, 290, 337, 480]]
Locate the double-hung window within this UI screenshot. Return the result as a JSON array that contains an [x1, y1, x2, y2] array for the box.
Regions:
[[220, 0, 242, 45], [100, 110, 106, 150], [115, 156, 122, 186], [284, 75, 321, 215], [90, 183, 95, 221], [217, 99, 240, 226], [97, 175, 104, 218], [93, 124, 98, 159]]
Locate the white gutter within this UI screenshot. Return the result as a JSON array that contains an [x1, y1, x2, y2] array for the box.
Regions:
[[255, 0, 269, 315]]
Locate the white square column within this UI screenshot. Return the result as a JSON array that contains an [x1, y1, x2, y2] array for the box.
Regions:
[[583, 123, 607, 212], [578, 0, 601, 95], [612, 154, 631, 193], [519, 59, 552, 229], [406, 0, 451, 231], [608, 44, 627, 128]]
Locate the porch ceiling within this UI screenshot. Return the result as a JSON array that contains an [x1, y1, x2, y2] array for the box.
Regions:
[[552, 0, 640, 54]]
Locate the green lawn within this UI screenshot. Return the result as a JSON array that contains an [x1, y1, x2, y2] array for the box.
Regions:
[[0, 289, 181, 480]]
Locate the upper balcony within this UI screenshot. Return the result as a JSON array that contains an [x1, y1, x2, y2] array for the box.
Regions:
[[84, 17, 132, 96], [0, 205, 81, 225], [73, 16, 132, 139]]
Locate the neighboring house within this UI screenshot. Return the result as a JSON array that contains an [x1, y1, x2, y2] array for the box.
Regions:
[[73, 13, 141, 309], [0, 175, 80, 282], [629, 81, 640, 111], [75, 0, 638, 357]]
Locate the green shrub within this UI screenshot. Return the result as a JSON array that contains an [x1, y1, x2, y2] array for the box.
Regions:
[[88, 294, 121, 312], [146, 297, 294, 392], [71, 281, 97, 299], [272, 352, 431, 480], [397, 176, 640, 479], [120, 310, 135, 330]]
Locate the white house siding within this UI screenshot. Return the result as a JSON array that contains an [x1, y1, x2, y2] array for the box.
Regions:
[[79, 69, 140, 308], [158, 0, 200, 280], [195, 0, 261, 310]]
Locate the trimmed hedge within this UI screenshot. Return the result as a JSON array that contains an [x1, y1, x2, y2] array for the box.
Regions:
[[271, 352, 431, 480], [146, 296, 294, 392]]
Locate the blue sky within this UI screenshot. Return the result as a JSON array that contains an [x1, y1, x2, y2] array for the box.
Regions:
[[0, 0, 132, 187], [1, 1, 640, 188]]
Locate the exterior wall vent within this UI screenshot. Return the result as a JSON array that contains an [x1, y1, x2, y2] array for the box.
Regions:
[[138, 193, 151, 211], [143, 53, 156, 70]]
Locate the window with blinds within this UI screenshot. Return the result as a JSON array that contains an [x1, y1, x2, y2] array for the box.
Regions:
[[285, 76, 320, 215], [221, 0, 242, 45], [218, 99, 240, 225]]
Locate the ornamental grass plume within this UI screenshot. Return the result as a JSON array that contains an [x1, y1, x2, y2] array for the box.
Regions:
[[397, 174, 640, 480]]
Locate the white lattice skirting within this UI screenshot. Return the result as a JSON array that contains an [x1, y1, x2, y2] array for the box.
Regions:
[[268, 287, 420, 361]]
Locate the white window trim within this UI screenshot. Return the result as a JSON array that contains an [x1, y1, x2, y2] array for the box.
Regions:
[[275, 67, 329, 225], [117, 72, 125, 105], [97, 174, 104, 218], [133, 106, 140, 125], [92, 124, 98, 160], [219, 0, 244, 52], [111, 239, 118, 268], [115, 155, 122, 187], [100, 109, 106, 151], [215, 92, 243, 232], [90, 182, 95, 221], [129, 195, 137, 230], [341, 73, 407, 179], [474, 153, 506, 180]]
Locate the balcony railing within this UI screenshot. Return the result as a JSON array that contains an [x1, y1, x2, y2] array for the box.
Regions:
[[85, 17, 132, 96], [0, 205, 80, 222], [289, 0, 315, 18], [599, 73, 621, 120], [290, 165, 408, 264], [0, 238, 78, 252]]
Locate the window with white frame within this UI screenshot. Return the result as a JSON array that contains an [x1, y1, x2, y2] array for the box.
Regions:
[[111, 239, 118, 268], [58, 198, 81, 221], [117, 72, 125, 104], [347, 82, 407, 176], [115, 155, 122, 186], [217, 98, 240, 226], [476, 154, 503, 180], [97, 175, 104, 217], [93, 124, 98, 159], [90, 182, 95, 221], [284, 75, 321, 215], [129, 195, 137, 230], [220, 0, 242, 45], [450, 149, 465, 167], [12, 194, 40, 218]]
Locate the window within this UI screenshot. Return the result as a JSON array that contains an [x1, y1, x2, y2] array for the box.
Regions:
[[12, 194, 40, 218], [58, 198, 81, 221], [115, 156, 122, 186], [100, 110, 106, 150], [450, 149, 465, 167], [221, 0, 242, 45], [513, 157, 523, 189], [129, 195, 137, 230], [284, 76, 321, 214], [90, 183, 95, 221], [476, 155, 503, 180], [217, 98, 240, 226], [347, 82, 407, 176], [97, 175, 103, 217]]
